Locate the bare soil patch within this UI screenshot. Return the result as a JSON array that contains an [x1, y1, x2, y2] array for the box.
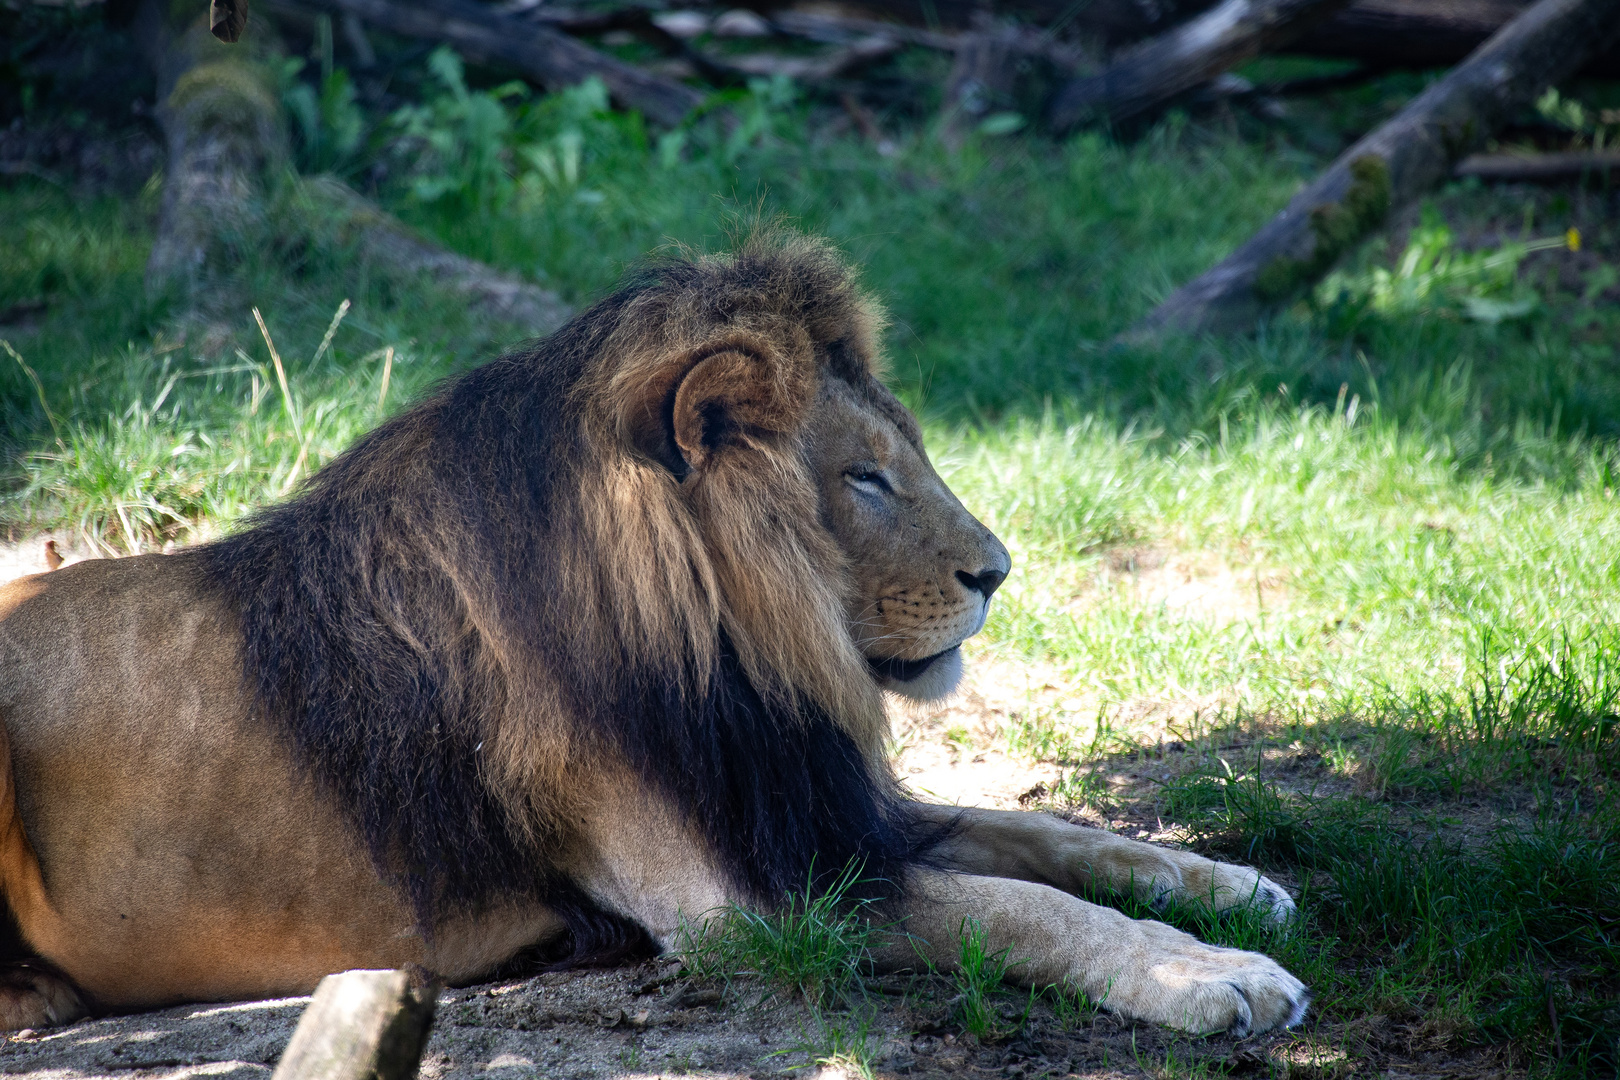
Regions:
[[0, 961, 1329, 1080]]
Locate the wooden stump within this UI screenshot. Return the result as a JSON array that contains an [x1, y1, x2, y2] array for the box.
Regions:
[[271, 969, 440, 1080]]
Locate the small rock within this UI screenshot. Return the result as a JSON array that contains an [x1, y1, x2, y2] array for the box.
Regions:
[[650, 10, 708, 37], [712, 9, 771, 36]]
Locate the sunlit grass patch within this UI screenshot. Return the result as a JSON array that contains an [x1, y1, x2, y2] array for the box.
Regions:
[[2, 304, 431, 550], [935, 401, 1620, 716]]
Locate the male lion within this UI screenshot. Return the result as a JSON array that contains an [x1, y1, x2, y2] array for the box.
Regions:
[[0, 236, 1306, 1036]]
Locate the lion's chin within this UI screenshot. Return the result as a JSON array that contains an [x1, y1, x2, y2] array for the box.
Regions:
[[868, 646, 965, 703]]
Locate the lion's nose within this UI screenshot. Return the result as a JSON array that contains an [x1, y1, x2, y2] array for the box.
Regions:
[[956, 568, 1007, 600]]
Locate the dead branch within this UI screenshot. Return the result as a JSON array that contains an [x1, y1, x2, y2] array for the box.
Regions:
[[1134, 0, 1620, 336], [284, 0, 703, 126], [1455, 149, 1620, 181], [767, 10, 1091, 71], [769, 9, 961, 50], [709, 35, 902, 81], [1047, 0, 1358, 131], [1295, 0, 1531, 64]]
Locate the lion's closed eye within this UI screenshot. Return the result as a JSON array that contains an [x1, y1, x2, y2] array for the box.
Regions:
[[845, 470, 890, 494]]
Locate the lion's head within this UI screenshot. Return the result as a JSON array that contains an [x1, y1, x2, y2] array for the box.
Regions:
[[803, 362, 1009, 702], [200, 232, 1006, 952], [589, 232, 1008, 717]]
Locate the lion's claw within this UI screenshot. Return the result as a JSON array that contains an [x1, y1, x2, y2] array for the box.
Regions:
[[1195, 863, 1298, 924]]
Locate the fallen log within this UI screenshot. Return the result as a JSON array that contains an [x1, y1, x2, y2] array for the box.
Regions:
[[137, 0, 567, 332], [1455, 149, 1620, 181], [134, 5, 289, 307], [271, 969, 440, 1080], [1047, 0, 1357, 130], [301, 178, 569, 330], [1134, 0, 1620, 336], [1295, 0, 1530, 64], [284, 0, 703, 125]]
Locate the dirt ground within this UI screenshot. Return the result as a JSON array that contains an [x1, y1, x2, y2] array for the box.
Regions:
[[0, 960, 1336, 1080]]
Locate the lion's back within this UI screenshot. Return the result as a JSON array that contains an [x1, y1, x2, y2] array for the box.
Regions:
[[0, 554, 241, 727]]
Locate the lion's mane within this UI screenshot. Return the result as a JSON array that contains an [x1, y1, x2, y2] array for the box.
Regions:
[[197, 236, 931, 965]]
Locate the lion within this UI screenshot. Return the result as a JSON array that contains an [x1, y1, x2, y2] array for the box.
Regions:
[[0, 235, 1307, 1037]]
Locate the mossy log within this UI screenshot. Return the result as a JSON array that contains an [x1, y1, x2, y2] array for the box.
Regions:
[[1134, 0, 1620, 337], [1046, 0, 1356, 131], [142, 19, 289, 304], [139, 3, 566, 331]]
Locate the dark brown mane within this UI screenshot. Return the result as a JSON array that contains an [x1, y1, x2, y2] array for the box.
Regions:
[[196, 236, 934, 964]]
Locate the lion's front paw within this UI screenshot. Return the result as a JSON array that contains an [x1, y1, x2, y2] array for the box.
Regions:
[[1102, 921, 1308, 1036]]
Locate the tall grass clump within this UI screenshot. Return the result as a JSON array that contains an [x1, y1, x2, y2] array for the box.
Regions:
[[674, 861, 886, 1009], [3, 304, 415, 549]]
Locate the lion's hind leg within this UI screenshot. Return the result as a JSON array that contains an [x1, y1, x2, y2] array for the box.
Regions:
[[0, 960, 86, 1030], [0, 723, 85, 1030]]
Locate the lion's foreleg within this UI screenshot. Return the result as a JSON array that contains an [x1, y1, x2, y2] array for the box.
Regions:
[[910, 803, 1296, 921], [878, 868, 1308, 1036]]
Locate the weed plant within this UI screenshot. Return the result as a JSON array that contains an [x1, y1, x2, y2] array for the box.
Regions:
[[948, 917, 1033, 1043], [673, 861, 884, 1010], [674, 862, 891, 1075]]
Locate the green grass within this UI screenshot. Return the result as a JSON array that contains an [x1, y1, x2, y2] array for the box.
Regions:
[[673, 861, 886, 1009], [673, 862, 891, 1075], [948, 917, 1034, 1043], [3, 50, 1618, 1078]]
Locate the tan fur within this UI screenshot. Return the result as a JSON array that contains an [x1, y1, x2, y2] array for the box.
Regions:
[[0, 236, 1305, 1036]]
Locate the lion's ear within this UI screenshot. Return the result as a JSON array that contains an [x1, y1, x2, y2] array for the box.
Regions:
[[623, 343, 814, 473]]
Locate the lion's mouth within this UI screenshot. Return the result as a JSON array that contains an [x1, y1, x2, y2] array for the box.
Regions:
[[866, 646, 958, 683]]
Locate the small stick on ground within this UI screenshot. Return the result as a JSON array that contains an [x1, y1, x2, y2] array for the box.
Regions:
[[1455, 149, 1620, 182]]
